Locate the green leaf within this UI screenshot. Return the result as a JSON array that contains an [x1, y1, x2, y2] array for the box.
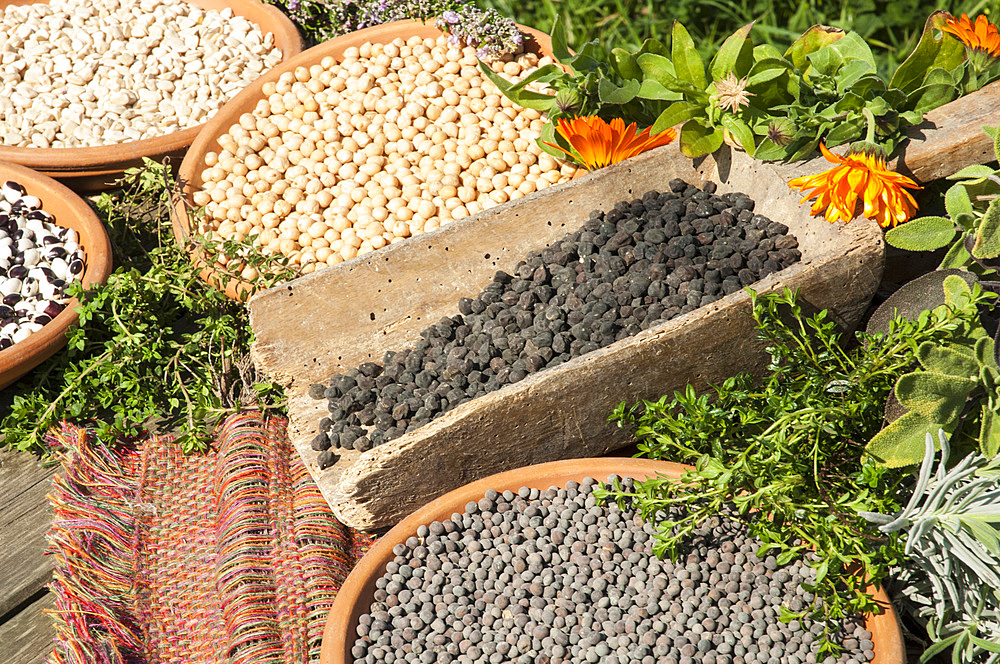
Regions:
[[752, 138, 788, 161], [948, 164, 999, 183], [598, 78, 640, 105], [890, 11, 968, 94], [720, 115, 756, 156], [946, 184, 975, 220], [939, 238, 972, 269], [976, 337, 998, 370], [830, 32, 876, 68], [671, 21, 706, 89], [637, 38, 669, 58], [477, 63, 555, 110], [638, 54, 708, 102], [679, 119, 724, 158], [549, 17, 572, 64], [866, 411, 949, 467], [917, 343, 980, 378], [895, 371, 977, 422], [610, 48, 642, 80], [973, 198, 1000, 260], [981, 407, 1000, 457], [747, 57, 793, 87], [651, 101, 703, 134], [944, 274, 975, 309], [885, 216, 957, 251], [836, 60, 874, 95], [806, 46, 844, 78], [710, 21, 755, 82], [637, 79, 684, 101], [785, 25, 845, 72], [992, 125, 1000, 164]]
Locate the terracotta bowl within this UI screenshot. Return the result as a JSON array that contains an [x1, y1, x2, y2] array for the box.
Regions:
[[0, 160, 113, 389], [171, 20, 554, 301], [320, 458, 905, 664], [0, 0, 302, 193]]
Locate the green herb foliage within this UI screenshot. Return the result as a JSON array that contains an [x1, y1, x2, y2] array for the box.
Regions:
[[863, 430, 1000, 664], [485, 13, 971, 162], [595, 287, 983, 646], [886, 126, 1000, 275], [1, 160, 286, 454], [866, 277, 1000, 467]]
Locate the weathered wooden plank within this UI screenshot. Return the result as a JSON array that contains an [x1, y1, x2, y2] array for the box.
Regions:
[[898, 80, 1000, 183], [0, 591, 55, 664], [251, 143, 884, 530], [0, 447, 56, 619]]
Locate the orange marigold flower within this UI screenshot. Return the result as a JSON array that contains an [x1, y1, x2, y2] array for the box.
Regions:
[[942, 13, 1000, 68], [787, 143, 922, 228], [543, 116, 677, 171]]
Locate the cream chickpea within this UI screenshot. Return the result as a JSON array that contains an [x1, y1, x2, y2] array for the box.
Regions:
[[196, 34, 577, 273]]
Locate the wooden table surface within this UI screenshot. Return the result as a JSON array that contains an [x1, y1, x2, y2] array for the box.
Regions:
[[0, 446, 58, 664]]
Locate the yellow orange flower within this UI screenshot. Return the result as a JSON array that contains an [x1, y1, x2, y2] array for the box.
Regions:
[[942, 13, 1000, 68], [787, 143, 922, 228], [543, 116, 677, 171]]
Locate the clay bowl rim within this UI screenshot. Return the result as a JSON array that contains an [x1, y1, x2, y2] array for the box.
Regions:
[[170, 19, 554, 301], [319, 457, 905, 664], [0, 160, 113, 389], [0, 0, 303, 179]]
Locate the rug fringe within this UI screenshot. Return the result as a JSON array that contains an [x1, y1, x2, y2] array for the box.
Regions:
[[44, 423, 147, 664]]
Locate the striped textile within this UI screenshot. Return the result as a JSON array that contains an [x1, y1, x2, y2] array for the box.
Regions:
[[44, 412, 372, 664]]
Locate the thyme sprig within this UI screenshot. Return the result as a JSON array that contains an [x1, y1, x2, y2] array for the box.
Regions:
[[596, 286, 990, 650]]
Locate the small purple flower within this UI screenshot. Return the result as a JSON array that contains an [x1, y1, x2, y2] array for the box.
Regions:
[[448, 33, 461, 46], [441, 10, 460, 24], [476, 46, 489, 59]]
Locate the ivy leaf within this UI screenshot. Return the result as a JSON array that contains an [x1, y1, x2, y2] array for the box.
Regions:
[[884, 216, 956, 251]]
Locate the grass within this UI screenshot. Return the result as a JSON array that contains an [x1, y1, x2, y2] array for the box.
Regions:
[[478, 0, 1000, 77]]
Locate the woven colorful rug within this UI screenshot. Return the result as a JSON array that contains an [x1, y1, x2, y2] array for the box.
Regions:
[[43, 412, 373, 664]]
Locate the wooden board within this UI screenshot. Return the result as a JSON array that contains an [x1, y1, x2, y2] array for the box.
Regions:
[[898, 80, 1000, 183], [0, 447, 55, 618], [0, 592, 55, 664], [249, 142, 884, 531]]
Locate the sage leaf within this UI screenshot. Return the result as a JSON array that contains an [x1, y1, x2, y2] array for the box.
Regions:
[[981, 406, 1000, 457], [866, 411, 947, 467], [916, 342, 980, 378], [884, 216, 956, 251], [895, 371, 976, 422], [972, 198, 1000, 260]]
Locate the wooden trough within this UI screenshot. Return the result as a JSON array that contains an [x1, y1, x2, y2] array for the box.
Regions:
[[248, 141, 884, 531]]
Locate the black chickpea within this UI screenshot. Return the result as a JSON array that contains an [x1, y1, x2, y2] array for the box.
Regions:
[[194, 36, 577, 274]]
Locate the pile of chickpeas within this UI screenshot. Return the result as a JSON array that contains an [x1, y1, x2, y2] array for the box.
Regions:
[[192, 35, 578, 279]]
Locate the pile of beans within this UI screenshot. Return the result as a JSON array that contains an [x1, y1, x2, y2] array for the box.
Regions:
[[193, 35, 578, 277], [351, 475, 875, 664], [0, 0, 282, 148], [308, 180, 800, 462], [0, 181, 86, 348]]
